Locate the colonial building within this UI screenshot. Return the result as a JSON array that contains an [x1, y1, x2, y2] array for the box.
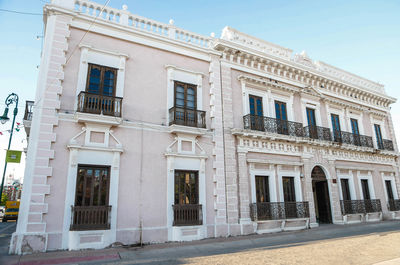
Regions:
[[11, 0, 400, 254]]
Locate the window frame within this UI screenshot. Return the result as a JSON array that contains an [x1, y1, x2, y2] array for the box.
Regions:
[[174, 81, 197, 110], [255, 175, 270, 203], [174, 170, 199, 205], [74, 164, 111, 207], [85, 63, 118, 97]]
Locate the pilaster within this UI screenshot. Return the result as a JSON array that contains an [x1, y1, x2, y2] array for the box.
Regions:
[[10, 11, 72, 254]]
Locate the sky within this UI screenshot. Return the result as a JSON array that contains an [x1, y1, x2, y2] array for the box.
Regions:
[[0, 0, 399, 183]]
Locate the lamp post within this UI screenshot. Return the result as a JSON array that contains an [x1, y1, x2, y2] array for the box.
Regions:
[[0, 93, 19, 202]]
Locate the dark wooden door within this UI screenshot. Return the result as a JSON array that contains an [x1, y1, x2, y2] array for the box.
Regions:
[[275, 101, 288, 135], [315, 181, 332, 223], [249, 95, 264, 130], [255, 176, 270, 203]]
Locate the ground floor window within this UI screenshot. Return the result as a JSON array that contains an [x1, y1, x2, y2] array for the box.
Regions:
[[173, 170, 202, 226], [75, 165, 110, 206], [385, 180, 394, 200], [361, 179, 371, 200], [282, 177, 296, 202], [255, 175, 270, 203], [70, 165, 111, 231], [341, 179, 351, 201]]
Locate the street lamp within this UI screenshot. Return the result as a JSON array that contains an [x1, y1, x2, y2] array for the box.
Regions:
[[0, 93, 19, 202]]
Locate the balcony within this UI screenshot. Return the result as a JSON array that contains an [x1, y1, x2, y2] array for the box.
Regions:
[[388, 199, 400, 211], [249, 202, 310, 221], [243, 114, 304, 137], [23, 101, 34, 121], [172, 204, 203, 226], [340, 199, 382, 215], [169, 107, 206, 128], [70, 205, 111, 231], [377, 139, 394, 151], [332, 131, 374, 148], [303, 125, 332, 141], [77, 91, 122, 117]]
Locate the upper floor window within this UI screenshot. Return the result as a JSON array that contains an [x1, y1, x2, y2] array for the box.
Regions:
[[249, 94, 263, 116], [350, 118, 359, 135], [306, 108, 316, 126], [374, 124, 383, 149], [275, 101, 287, 121], [331, 114, 341, 142], [174, 81, 197, 110], [86, 64, 117, 97]]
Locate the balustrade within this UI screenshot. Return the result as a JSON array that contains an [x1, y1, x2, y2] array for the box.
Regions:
[[70, 205, 111, 231], [172, 204, 203, 226], [250, 202, 310, 221], [340, 199, 382, 215], [77, 91, 122, 117]]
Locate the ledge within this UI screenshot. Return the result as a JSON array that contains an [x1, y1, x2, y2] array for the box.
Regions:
[[74, 112, 123, 126], [168, 124, 208, 136]]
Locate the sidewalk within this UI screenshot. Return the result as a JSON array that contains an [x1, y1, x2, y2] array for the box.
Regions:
[[2, 220, 400, 265]]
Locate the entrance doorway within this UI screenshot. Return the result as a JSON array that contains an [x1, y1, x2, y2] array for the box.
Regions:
[[312, 166, 332, 224]]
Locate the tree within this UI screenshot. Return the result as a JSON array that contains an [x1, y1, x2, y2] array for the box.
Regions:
[[0, 193, 8, 206]]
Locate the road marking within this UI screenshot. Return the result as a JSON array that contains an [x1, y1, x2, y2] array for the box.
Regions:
[[0, 223, 16, 233]]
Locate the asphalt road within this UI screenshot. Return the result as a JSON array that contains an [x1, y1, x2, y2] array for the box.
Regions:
[[0, 221, 16, 257]]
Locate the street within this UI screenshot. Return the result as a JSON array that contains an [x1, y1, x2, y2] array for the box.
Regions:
[[1, 221, 400, 265]]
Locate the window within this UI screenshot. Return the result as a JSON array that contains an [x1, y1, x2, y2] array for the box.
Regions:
[[255, 176, 270, 203], [174, 81, 197, 110], [275, 101, 288, 135], [361, 179, 371, 200], [351, 118, 361, 146], [385, 180, 394, 200], [282, 177, 296, 202], [174, 170, 198, 205], [340, 179, 351, 201], [350, 119, 359, 135], [374, 124, 384, 149], [75, 165, 110, 207], [331, 114, 341, 142], [306, 108, 318, 139], [249, 95, 264, 130], [86, 64, 117, 96], [306, 108, 316, 126]]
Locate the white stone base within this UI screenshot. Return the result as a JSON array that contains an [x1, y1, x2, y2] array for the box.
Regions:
[[365, 212, 382, 222], [255, 218, 310, 234], [170, 225, 206, 242], [343, 214, 363, 224], [389, 211, 400, 220], [68, 230, 114, 250]]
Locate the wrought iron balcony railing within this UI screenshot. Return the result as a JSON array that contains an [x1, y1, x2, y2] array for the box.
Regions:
[[243, 114, 304, 137], [340, 199, 382, 215], [250, 201, 310, 221], [23, 100, 34, 121], [331, 131, 374, 148], [70, 205, 111, 231], [169, 107, 206, 128], [303, 125, 332, 141], [377, 139, 394, 151], [172, 204, 203, 226], [388, 199, 400, 211], [77, 91, 122, 117]]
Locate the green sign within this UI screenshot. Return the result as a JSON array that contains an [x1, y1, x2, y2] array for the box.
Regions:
[[6, 150, 22, 163]]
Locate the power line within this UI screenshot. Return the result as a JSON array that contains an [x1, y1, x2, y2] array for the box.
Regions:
[[0, 8, 42, 16]]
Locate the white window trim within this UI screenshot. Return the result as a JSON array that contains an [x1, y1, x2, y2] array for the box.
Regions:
[[249, 164, 278, 203], [76, 45, 128, 110], [62, 147, 121, 250], [337, 170, 357, 200], [244, 87, 268, 117], [277, 166, 302, 202], [381, 173, 399, 201], [301, 99, 322, 126], [326, 104, 346, 133], [347, 111, 365, 135], [357, 171, 376, 200], [370, 116, 386, 148], [165, 65, 204, 125]]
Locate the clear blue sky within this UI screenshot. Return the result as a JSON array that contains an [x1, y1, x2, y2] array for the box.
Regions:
[[0, 0, 399, 181]]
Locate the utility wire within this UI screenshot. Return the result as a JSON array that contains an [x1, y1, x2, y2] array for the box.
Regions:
[[0, 8, 42, 16]]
